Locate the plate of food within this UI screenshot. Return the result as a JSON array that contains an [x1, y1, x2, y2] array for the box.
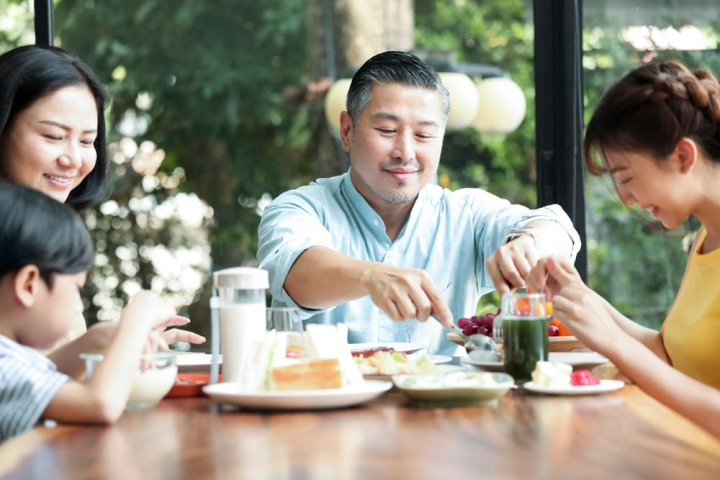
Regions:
[[392, 371, 514, 405], [523, 380, 625, 396], [206, 324, 393, 410], [355, 350, 437, 378], [523, 361, 624, 396], [204, 379, 392, 410], [349, 342, 427, 356]]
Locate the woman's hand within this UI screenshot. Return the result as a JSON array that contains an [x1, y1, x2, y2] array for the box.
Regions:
[[528, 256, 625, 355], [526, 255, 582, 300]]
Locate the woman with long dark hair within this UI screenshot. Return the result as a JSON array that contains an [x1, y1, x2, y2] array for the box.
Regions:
[[0, 45, 204, 375], [529, 60, 720, 438]]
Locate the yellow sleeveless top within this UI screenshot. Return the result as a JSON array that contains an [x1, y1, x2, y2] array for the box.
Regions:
[[663, 229, 720, 389]]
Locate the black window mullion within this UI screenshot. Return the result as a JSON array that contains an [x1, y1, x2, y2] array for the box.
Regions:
[[533, 0, 588, 281]]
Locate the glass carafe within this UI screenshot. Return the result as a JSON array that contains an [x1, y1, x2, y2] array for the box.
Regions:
[[210, 267, 268, 384]]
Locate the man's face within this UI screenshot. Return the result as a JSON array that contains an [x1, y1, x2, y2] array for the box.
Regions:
[[340, 83, 445, 208]]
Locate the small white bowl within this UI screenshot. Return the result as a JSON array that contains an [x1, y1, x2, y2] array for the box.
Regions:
[[81, 352, 178, 410]]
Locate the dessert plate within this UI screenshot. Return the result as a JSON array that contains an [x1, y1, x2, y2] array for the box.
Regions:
[[523, 379, 625, 396], [203, 380, 392, 410]]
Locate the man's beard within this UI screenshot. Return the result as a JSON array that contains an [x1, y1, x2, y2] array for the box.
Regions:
[[370, 183, 413, 204], [373, 160, 422, 204]]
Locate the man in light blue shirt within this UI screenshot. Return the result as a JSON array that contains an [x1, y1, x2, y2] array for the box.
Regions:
[[258, 51, 580, 354]]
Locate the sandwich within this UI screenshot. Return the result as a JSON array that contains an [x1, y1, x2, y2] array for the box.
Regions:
[[238, 324, 365, 391]]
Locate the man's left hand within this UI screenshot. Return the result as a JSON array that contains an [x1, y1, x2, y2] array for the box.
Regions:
[[486, 235, 539, 296]]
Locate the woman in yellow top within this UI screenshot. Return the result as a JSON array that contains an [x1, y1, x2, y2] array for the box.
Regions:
[[528, 60, 720, 438]]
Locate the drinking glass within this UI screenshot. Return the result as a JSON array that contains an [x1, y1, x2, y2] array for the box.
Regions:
[[266, 307, 303, 332], [500, 292, 549, 382], [267, 307, 304, 355]]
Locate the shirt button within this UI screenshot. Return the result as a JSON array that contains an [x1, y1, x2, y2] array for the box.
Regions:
[[373, 219, 380, 227], [386, 251, 393, 259]]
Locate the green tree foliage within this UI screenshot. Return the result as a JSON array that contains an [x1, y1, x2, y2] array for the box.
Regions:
[[415, 0, 537, 207], [53, 0, 317, 331], [56, 0, 314, 271]]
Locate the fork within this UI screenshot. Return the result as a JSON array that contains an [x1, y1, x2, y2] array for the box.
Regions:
[[492, 314, 503, 341]]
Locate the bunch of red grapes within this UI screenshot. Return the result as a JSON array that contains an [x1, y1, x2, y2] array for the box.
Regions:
[[457, 309, 500, 337], [458, 308, 563, 337]]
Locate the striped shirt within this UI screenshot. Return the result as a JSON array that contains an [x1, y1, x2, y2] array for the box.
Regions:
[[0, 335, 70, 441]]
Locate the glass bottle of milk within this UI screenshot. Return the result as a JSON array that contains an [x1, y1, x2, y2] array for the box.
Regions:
[[211, 267, 268, 384]]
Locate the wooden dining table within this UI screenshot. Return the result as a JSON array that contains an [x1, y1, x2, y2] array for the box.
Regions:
[[1, 380, 720, 480]]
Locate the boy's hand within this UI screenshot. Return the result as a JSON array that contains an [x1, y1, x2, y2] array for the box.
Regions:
[[153, 316, 206, 345], [123, 291, 178, 330]]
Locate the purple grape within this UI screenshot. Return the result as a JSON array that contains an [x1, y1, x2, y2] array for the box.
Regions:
[[463, 323, 475, 336], [477, 325, 491, 337], [485, 314, 495, 327], [548, 325, 559, 337], [458, 317, 471, 329], [475, 315, 488, 327]]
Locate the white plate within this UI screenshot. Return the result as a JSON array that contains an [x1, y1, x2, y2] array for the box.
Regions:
[[461, 352, 609, 371], [203, 380, 392, 410], [426, 355, 452, 365], [460, 357, 503, 371], [349, 342, 427, 355], [523, 379, 625, 396], [550, 352, 609, 369], [177, 353, 221, 373]]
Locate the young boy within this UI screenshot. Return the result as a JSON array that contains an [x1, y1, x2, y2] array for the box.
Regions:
[[0, 184, 181, 440]]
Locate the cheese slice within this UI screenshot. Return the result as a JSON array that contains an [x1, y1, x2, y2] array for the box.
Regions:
[[531, 361, 572, 387]]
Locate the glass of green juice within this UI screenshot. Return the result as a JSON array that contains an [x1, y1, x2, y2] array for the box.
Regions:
[[501, 291, 550, 381]]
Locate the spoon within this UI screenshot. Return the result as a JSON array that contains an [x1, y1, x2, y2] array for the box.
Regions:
[[450, 324, 501, 362]]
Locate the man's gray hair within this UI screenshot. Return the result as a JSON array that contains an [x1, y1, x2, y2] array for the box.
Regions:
[[346, 51, 450, 127]]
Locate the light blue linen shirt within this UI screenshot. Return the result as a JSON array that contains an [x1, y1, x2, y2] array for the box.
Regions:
[[258, 171, 580, 355]]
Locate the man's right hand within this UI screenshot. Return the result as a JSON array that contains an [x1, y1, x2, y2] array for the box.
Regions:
[[359, 264, 453, 328]]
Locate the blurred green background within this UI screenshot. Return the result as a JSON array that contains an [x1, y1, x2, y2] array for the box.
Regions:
[[2, 0, 719, 339]]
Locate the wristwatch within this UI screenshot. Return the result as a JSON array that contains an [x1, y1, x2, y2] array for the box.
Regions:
[[505, 227, 539, 250]]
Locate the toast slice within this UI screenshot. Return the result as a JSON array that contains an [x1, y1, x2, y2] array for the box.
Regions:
[[270, 358, 343, 390]]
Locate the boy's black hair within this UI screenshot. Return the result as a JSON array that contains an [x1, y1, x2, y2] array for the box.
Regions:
[[0, 183, 94, 286]]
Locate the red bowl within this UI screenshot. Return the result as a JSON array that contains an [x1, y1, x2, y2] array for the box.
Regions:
[[165, 373, 221, 398]]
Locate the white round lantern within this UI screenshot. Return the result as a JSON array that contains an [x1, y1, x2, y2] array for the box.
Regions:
[[472, 77, 527, 134], [323, 78, 352, 133], [438, 72, 480, 131]]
